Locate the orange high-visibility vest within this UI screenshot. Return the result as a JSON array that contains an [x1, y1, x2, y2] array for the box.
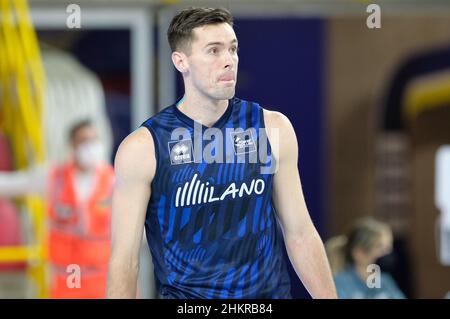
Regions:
[[47, 162, 114, 299]]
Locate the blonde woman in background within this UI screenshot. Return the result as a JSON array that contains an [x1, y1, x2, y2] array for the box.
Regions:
[[326, 217, 405, 299]]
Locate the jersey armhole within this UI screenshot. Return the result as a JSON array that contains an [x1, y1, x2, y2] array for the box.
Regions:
[[140, 123, 160, 184], [260, 106, 277, 173]]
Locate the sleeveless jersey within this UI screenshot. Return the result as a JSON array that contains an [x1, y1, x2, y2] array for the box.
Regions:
[[141, 97, 292, 299]]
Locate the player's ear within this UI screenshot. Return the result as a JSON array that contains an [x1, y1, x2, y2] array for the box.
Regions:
[[172, 51, 189, 73]]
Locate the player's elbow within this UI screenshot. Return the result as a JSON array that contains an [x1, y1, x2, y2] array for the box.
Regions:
[[284, 220, 319, 250], [284, 232, 303, 253]]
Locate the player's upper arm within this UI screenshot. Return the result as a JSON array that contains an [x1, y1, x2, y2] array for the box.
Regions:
[[263, 110, 298, 171], [109, 126, 156, 268], [263, 109, 311, 238]]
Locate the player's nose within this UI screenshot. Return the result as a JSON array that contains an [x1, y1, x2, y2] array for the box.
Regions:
[[223, 51, 236, 69]]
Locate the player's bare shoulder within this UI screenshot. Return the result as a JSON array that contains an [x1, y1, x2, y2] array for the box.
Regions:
[[114, 127, 156, 182], [262, 108, 298, 163], [263, 109, 292, 130]]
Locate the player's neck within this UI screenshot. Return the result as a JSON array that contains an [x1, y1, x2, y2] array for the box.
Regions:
[[177, 93, 229, 128]]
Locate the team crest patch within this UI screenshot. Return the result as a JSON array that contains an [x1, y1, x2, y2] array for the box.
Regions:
[[230, 129, 257, 155], [168, 139, 194, 165]]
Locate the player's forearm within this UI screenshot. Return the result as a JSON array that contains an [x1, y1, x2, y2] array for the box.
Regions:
[[106, 261, 139, 298], [284, 226, 337, 299]]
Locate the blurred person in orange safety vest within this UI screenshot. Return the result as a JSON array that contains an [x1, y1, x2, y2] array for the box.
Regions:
[[0, 119, 115, 298]]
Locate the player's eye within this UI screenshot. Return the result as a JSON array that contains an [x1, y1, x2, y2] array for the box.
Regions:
[[209, 47, 219, 54]]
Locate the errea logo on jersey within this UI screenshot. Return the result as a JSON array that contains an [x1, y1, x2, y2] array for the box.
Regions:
[[168, 139, 194, 165]]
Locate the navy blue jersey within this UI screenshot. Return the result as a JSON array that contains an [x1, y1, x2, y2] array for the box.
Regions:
[[141, 97, 292, 299]]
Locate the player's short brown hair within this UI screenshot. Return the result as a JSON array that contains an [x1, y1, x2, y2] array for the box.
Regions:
[[168, 7, 233, 54]]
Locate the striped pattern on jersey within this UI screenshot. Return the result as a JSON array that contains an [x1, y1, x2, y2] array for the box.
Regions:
[[141, 97, 292, 299]]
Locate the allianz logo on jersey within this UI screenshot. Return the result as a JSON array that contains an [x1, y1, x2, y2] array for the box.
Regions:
[[231, 130, 257, 155], [175, 173, 265, 207], [168, 139, 194, 165]]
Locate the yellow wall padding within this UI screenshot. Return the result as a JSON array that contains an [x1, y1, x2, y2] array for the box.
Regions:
[[404, 69, 450, 123]]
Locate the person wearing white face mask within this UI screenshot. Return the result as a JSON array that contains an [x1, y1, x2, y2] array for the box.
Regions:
[[0, 119, 115, 298], [73, 135, 107, 203]]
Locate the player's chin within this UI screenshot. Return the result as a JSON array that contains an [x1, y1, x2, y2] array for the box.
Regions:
[[214, 87, 235, 100]]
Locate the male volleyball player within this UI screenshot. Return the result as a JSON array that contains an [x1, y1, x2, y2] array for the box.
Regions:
[[107, 7, 336, 299]]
